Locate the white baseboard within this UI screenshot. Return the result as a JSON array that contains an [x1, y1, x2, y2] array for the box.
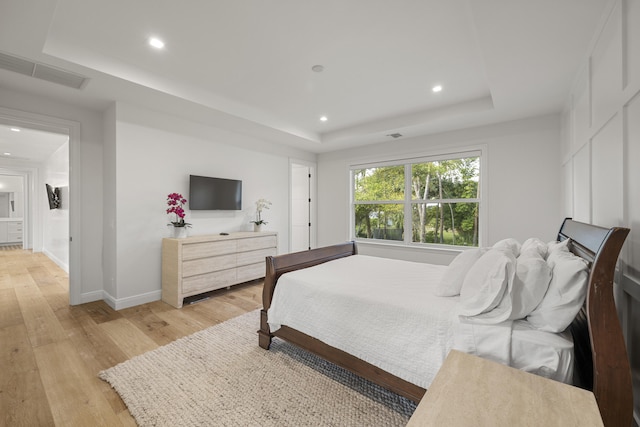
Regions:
[[80, 290, 104, 304], [102, 289, 162, 311], [42, 248, 69, 274]]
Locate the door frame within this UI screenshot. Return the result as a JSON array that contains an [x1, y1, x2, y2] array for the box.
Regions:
[[0, 106, 81, 305]]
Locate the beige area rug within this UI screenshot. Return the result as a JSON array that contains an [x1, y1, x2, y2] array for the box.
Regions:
[[99, 310, 416, 426]]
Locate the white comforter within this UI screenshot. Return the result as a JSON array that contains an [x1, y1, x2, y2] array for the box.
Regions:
[[268, 255, 460, 388], [268, 255, 573, 388]]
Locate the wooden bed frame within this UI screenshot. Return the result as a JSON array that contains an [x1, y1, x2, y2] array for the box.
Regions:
[[258, 219, 632, 427]]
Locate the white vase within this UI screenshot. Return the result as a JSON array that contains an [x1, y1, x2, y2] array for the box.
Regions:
[[172, 226, 189, 238], [253, 223, 263, 232]]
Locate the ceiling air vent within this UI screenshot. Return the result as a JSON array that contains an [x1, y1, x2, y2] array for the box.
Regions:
[[0, 51, 35, 75], [33, 63, 87, 89], [0, 50, 89, 90]]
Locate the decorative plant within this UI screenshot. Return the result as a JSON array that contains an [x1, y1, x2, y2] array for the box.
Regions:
[[166, 193, 191, 228], [251, 198, 272, 225]]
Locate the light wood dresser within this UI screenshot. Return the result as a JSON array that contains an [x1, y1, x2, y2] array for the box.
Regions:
[[406, 350, 603, 426], [162, 231, 277, 308]]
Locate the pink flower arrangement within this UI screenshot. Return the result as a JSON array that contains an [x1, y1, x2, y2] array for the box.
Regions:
[[167, 193, 191, 227]]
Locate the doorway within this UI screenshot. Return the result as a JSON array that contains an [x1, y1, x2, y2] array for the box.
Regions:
[[0, 174, 25, 247], [290, 160, 316, 252], [0, 107, 80, 305]]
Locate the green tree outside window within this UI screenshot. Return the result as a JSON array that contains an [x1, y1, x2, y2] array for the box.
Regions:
[[353, 156, 480, 247]]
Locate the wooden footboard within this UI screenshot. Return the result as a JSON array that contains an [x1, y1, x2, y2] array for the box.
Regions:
[[258, 241, 357, 350], [267, 324, 426, 402], [257, 241, 427, 402]]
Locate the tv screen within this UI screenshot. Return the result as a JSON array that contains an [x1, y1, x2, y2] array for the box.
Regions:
[[189, 175, 242, 210], [45, 183, 60, 210]]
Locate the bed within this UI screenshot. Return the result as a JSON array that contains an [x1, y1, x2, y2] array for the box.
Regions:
[[258, 219, 632, 427]]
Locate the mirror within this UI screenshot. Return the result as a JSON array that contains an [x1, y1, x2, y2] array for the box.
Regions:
[[0, 175, 24, 218], [0, 191, 22, 218], [0, 192, 11, 217]]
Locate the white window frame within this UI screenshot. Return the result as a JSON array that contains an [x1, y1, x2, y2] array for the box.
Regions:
[[349, 148, 486, 250]]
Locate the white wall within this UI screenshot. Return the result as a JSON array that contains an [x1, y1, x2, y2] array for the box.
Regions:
[[1, 88, 316, 309], [317, 114, 562, 265], [0, 86, 104, 303], [561, 0, 640, 422], [42, 142, 69, 271], [103, 102, 316, 309]]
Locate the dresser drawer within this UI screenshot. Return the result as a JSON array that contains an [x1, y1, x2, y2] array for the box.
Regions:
[[182, 240, 237, 261], [7, 222, 22, 232], [7, 232, 22, 242], [182, 253, 236, 278], [182, 268, 237, 294], [236, 262, 265, 283], [237, 247, 276, 266], [238, 235, 277, 252]]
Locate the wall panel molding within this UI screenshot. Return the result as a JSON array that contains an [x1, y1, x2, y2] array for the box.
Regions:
[[572, 64, 591, 156], [591, 0, 623, 131], [572, 143, 591, 223], [623, 0, 640, 91], [591, 113, 623, 226], [563, 1, 639, 421]]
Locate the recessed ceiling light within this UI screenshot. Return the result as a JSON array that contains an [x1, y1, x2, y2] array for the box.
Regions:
[[320, 116, 328, 122], [149, 37, 165, 49], [432, 85, 443, 93], [10, 128, 20, 132], [3, 152, 11, 156]]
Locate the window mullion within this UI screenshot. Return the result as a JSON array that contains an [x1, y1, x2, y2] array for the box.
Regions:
[[404, 164, 412, 244]]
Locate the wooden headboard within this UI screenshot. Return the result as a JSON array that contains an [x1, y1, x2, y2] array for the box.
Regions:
[[559, 218, 632, 427]]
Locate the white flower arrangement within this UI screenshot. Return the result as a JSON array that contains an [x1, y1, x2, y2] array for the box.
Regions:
[[251, 198, 272, 225]]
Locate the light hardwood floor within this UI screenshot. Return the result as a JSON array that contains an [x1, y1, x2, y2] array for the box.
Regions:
[[0, 247, 263, 426]]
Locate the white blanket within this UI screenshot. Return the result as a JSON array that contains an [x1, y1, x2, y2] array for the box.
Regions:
[[269, 255, 458, 388], [268, 254, 573, 388]]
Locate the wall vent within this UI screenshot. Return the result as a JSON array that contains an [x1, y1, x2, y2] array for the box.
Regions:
[[0, 51, 89, 90]]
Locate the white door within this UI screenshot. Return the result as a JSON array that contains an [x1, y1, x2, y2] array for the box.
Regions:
[[290, 162, 313, 252]]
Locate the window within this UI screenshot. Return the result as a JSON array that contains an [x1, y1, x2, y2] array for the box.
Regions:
[[351, 151, 481, 247]]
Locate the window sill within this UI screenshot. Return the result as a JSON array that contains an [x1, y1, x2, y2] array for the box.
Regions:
[[354, 238, 471, 253], [353, 239, 477, 266]]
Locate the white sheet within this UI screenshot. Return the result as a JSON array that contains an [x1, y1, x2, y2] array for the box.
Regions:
[[511, 320, 573, 382], [268, 254, 573, 388], [452, 318, 573, 383]]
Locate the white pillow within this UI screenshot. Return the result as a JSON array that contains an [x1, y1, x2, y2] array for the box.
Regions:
[[520, 237, 548, 259], [459, 278, 515, 324], [434, 248, 488, 297], [459, 249, 516, 317], [526, 249, 588, 332], [546, 238, 570, 258], [493, 238, 521, 257], [508, 251, 552, 320]]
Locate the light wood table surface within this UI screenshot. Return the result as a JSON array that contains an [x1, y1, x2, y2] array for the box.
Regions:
[[406, 350, 603, 427]]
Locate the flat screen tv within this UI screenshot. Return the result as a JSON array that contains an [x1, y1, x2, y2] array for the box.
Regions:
[[189, 175, 242, 210], [45, 183, 60, 210]]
